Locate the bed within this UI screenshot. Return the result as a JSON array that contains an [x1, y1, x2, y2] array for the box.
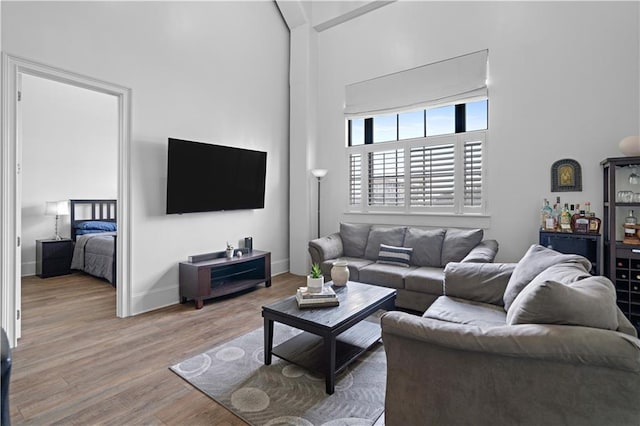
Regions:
[[69, 199, 117, 285]]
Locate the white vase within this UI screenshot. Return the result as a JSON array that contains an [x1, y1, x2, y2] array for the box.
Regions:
[[307, 275, 324, 293], [331, 260, 349, 286], [225, 249, 234, 259]]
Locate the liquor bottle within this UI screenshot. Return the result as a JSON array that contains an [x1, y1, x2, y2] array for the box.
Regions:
[[570, 204, 582, 232], [574, 211, 589, 233], [624, 210, 637, 240], [560, 204, 572, 232], [588, 212, 601, 233], [541, 199, 554, 230], [552, 203, 560, 230]]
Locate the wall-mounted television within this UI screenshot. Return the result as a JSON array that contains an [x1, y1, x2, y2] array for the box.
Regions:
[[166, 138, 267, 214]]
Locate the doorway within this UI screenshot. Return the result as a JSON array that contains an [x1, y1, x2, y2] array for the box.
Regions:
[[1, 54, 132, 346]]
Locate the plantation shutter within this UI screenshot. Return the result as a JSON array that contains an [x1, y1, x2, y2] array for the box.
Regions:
[[368, 149, 404, 206], [410, 144, 455, 207], [349, 153, 362, 206], [464, 140, 483, 206]]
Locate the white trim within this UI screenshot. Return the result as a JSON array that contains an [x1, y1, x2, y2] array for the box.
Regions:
[[1, 53, 132, 345]]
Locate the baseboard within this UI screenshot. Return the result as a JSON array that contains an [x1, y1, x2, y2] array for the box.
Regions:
[[271, 258, 289, 276], [21, 261, 36, 277]]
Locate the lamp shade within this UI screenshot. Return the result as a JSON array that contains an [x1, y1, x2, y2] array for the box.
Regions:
[[619, 136, 640, 156], [45, 200, 69, 216], [311, 169, 328, 178]]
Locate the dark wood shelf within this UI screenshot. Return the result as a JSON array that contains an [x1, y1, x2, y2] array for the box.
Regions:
[[179, 249, 271, 309], [602, 156, 640, 332], [539, 231, 600, 275], [271, 320, 381, 376]]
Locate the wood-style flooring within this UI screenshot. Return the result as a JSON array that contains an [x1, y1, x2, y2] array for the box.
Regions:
[[10, 272, 304, 425]]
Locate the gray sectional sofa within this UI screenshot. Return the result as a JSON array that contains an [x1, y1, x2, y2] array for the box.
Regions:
[[382, 244, 640, 425], [308, 222, 498, 312]]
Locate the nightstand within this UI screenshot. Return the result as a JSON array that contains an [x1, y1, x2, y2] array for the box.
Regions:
[[36, 239, 74, 278]]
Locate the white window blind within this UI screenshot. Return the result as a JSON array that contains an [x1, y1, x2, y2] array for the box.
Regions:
[[368, 149, 404, 206], [349, 153, 362, 206], [345, 50, 488, 117], [410, 144, 455, 207], [464, 140, 483, 207]]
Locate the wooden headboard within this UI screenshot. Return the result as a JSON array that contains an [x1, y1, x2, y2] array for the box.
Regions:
[[69, 199, 117, 241]]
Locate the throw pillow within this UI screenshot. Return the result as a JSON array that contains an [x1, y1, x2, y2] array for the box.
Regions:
[[440, 228, 483, 266], [502, 244, 592, 311], [403, 228, 446, 267], [340, 223, 371, 258], [363, 226, 406, 260], [377, 244, 413, 267], [506, 275, 619, 331]]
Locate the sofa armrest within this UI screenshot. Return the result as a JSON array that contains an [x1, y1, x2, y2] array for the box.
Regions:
[[308, 233, 343, 265], [460, 239, 499, 263], [381, 311, 640, 372], [443, 262, 517, 306]]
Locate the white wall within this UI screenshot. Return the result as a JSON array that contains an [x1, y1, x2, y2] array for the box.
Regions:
[[308, 1, 639, 263], [2, 1, 290, 314], [20, 74, 118, 276]]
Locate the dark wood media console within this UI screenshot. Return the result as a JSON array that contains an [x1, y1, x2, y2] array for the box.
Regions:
[[179, 249, 271, 309]]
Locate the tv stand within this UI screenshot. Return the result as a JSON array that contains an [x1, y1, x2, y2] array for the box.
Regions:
[[179, 249, 271, 309]]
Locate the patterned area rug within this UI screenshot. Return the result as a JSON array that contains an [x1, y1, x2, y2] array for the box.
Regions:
[[170, 323, 386, 426]]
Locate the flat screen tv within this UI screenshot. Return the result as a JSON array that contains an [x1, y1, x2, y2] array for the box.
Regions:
[[166, 138, 267, 214]]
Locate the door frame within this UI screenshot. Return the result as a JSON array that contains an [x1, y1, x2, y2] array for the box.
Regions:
[[1, 53, 132, 346]]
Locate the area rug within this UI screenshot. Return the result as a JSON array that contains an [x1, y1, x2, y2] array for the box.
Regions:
[[170, 323, 386, 426]]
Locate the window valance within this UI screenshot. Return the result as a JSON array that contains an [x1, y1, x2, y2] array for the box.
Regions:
[[344, 49, 488, 118]]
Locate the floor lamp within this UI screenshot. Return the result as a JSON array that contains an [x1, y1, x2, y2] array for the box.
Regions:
[[311, 169, 328, 238]]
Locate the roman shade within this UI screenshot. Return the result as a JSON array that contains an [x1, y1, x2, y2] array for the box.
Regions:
[[344, 49, 488, 117]]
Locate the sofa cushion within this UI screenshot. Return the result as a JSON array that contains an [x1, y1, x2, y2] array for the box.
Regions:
[[377, 244, 413, 267], [320, 257, 374, 282], [440, 228, 484, 266], [358, 263, 416, 289], [405, 267, 445, 294], [507, 275, 619, 331], [503, 244, 592, 311], [363, 226, 406, 260], [403, 228, 446, 267], [340, 223, 371, 258], [424, 296, 507, 327]]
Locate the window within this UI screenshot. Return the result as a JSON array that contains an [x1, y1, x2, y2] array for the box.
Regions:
[[349, 153, 362, 206], [368, 149, 404, 206], [346, 100, 487, 214], [410, 144, 455, 207]]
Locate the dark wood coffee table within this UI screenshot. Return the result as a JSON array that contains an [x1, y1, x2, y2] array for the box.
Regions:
[[262, 281, 396, 394]]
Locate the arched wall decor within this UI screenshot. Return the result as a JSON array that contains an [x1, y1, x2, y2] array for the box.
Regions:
[[551, 158, 582, 192]]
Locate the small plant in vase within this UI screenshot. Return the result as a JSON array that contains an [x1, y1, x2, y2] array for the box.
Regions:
[[225, 242, 234, 259], [307, 263, 324, 293]]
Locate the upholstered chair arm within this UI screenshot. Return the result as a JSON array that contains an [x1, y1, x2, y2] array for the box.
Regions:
[[308, 233, 343, 265], [443, 262, 517, 306], [460, 239, 499, 263]]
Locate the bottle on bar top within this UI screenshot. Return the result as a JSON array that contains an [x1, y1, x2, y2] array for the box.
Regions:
[[574, 210, 589, 233], [541, 199, 554, 230], [560, 203, 572, 232]]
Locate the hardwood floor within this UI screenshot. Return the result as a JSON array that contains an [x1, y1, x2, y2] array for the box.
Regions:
[[10, 272, 304, 425]]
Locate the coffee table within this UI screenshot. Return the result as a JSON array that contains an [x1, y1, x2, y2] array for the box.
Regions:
[[262, 281, 396, 394]]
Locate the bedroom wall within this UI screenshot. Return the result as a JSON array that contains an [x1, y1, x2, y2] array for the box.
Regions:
[[302, 1, 639, 266], [2, 1, 290, 314], [20, 74, 118, 276]]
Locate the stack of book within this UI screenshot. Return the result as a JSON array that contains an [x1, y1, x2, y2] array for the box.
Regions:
[[295, 286, 339, 308]]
